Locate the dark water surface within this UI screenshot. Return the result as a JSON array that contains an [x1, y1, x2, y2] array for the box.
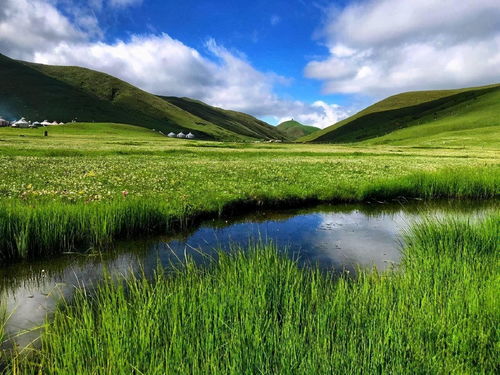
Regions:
[[1, 200, 496, 347]]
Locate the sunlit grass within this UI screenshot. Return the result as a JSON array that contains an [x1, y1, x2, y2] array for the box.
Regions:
[[6, 214, 498, 374], [0, 166, 497, 262], [0, 124, 498, 261]]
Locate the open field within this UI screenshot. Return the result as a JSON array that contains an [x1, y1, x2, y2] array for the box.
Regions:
[[0, 123, 498, 262], [5, 214, 499, 374], [0, 122, 498, 373]]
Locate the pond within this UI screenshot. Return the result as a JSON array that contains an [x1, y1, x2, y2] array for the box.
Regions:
[[1, 200, 496, 348]]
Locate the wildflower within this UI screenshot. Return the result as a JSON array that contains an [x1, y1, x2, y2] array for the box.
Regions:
[[122, 190, 129, 198]]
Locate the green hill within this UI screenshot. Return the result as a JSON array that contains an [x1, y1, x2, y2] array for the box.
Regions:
[[301, 84, 500, 146], [276, 120, 320, 140], [0, 53, 285, 141], [160, 97, 284, 140]]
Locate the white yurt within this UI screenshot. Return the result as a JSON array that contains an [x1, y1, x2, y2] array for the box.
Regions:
[[186, 132, 195, 139], [177, 132, 186, 138], [167, 132, 176, 138], [31, 121, 41, 128], [51, 121, 58, 125], [41, 120, 51, 126], [13, 117, 30, 128], [0, 118, 9, 127], [59, 122, 65, 125]]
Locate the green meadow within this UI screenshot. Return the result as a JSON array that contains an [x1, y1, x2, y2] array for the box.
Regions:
[[0, 122, 499, 374], [0, 123, 498, 261]]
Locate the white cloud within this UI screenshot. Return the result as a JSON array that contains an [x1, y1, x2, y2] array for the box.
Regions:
[[0, 0, 347, 128], [306, 0, 500, 97], [277, 101, 350, 129], [32, 34, 347, 127], [270, 15, 281, 26], [34, 35, 219, 99], [0, 0, 87, 60], [108, 0, 143, 8]]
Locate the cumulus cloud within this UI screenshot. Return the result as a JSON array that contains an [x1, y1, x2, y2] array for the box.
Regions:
[[34, 35, 219, 99], [0, 0, 87, 60], [277, 101, 350, 129], [306, 0, 500, 97], [33, 35, 347, 127], [0, 0, 347, 128]]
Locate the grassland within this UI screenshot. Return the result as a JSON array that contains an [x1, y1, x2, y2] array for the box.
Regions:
[[0, 123, 498, 262], [301, 83, 500, 145], [5, 214, 498, 374], [0, 118, 498, 374]]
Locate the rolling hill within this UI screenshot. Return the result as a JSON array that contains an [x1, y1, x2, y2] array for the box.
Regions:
[[276, 120, 320, 140], [0, 53, 286, 141], [301, 84, 500, 146], [160, 96, 284, 140]]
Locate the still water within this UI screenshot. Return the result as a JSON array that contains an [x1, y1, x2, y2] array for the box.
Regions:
[[1, 200, 496, 347]]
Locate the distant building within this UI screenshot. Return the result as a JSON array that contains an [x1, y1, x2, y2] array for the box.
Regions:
[[12, 117, 30, 128], [41, 120, 51, 126], [51, 121, 58, 125], [167, 132, 176, 138], [32, 121, 41, 128], [177, 132, 186, 138], [0, 118, 9, 127], [186, 132, 195, 139]]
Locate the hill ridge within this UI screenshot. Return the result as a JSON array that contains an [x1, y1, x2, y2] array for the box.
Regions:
[[0, 53, 286, 141], [301, 83, 500, 145]]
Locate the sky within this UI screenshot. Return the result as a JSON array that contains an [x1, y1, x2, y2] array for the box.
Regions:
[[1, 0, 499, 128]]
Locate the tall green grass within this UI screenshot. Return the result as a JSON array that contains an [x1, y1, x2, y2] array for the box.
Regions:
[[8, 213, 498, 374], [0, 303, 5, 345], [0, 167, 497, 262], [0, 302, 6, 372]]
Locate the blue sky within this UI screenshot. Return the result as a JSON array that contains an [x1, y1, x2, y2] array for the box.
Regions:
[[1, 0, 499, 127], [99, 0, 349, 102]]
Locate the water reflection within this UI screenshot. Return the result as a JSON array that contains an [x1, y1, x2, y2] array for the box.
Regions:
[[1, 200, 496, 347]]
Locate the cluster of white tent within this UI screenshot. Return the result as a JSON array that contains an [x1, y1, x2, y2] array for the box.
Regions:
[[8, 117, 65, 128], [167, 132, 195, 139]]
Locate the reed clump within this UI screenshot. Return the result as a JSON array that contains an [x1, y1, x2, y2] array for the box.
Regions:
[[1, 166, 498, 262]]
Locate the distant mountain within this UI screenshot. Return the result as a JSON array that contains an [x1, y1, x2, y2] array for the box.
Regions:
[[0, 53, 287, 141], [276, 120, 320, 140], [300, 83, 500, 146]]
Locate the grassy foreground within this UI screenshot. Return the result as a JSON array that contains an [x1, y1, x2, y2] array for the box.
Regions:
[[0, 123, 498, 262], [5, 214, 499, 374]]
